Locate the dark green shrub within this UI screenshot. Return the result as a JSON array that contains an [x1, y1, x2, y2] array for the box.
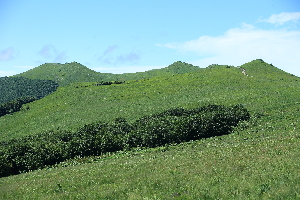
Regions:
[[127, 104, 250, 148], [0, 96, 38, 117], [0, 104, 249, 177], [126, 116, 179, 148]]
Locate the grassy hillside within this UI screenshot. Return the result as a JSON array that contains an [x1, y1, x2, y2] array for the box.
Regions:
[[13, 61, 200, 86], [1, 59, 299, 141], [1, 131, 299, 199], [1, 59, 300, 199]]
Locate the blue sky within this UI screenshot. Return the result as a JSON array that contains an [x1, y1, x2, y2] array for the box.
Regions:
[[1, 0, 300, 76]]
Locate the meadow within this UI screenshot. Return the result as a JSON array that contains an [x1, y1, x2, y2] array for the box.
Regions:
[[0, 59, 299, 199]]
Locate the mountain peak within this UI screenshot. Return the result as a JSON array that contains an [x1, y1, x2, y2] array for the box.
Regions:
[[239, 59, 297, 79], [14, 62, 104, 86]]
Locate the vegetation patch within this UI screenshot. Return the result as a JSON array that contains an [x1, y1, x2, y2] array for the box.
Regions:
[[0, 76, 58, 105], [0, 104, 249, 177], [0, 96, 38, 117]]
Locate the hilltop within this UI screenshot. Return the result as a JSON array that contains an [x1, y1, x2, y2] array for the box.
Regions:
[[13, 61, 200, 86], [13, 62, 114, 86]]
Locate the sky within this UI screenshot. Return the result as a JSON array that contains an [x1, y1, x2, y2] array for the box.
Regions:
[[1, 0, 300, 77]]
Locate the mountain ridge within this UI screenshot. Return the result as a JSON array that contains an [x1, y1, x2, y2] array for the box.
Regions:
[[13, 61, 201, 86]]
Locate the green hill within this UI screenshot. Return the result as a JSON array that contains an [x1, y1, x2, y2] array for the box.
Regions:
[[1, 59, 300, 199], [13, 62, 115, 86], [13, 61, 200, 86]]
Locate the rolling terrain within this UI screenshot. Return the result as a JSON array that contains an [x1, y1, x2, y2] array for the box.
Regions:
[[0, 59, 299, 199], [13, 61, 200, 86]]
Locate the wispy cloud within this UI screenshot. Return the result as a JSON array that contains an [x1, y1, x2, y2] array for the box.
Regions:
[[158, 22, 300, 75], [38, 45, 54, 59], [116, 52, 140, 64], [54, 52, 68, 63], [38, 45, 68, 63], [98, 45, 141, 65], [103, 45, 118, 56], [0, 47, 14, 61], [98, 45, 118, 64], [258, 12, 300, 25]]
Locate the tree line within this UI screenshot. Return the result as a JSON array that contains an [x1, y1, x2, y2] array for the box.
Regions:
[[0, 77, 58, 116]]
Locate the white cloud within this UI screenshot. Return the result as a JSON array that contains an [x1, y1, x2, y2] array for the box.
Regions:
[[0, 70, 17, 77], [92, 65, 166, 74], [158, 23, 300, 76], [258, 12, 300, 25]]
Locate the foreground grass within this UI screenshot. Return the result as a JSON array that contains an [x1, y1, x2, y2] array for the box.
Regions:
[[1, 118, 299, 199], [1, 97, 299, 199]]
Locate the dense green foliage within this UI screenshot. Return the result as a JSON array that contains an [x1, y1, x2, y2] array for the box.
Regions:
[[0, 96, 38, 117], [0, 104, 249, 177], [0, 76, 58, 105], [127, 104, 249, 148], [13, 61, 200, 86]]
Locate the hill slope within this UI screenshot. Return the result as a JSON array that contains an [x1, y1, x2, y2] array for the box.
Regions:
[[1, 59, 299, 199], [1, 59, 299, 141], [13, 61, 200, 86]]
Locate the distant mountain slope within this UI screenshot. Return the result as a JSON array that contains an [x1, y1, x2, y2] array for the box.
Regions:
[[238, 59, 297, 79], [13, 61, 200, 86], [13, 62, 110, 86], [118, 61, 200, 80], [0, 76, 58, 105]]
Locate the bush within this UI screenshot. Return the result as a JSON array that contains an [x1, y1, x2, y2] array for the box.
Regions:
[[0, 96, 38, 117], [0, 104, 250, 177], [127, 104, 250, 148]]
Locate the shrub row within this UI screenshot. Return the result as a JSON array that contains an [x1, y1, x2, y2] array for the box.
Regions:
[[0, 104, 250, 177], [95, 81, 125, 86]]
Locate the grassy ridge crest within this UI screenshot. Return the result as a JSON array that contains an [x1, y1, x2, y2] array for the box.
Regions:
[[13, 61, 201, 86]]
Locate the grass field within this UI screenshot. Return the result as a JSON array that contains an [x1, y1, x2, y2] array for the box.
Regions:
[[1, 59, 300, 199]]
